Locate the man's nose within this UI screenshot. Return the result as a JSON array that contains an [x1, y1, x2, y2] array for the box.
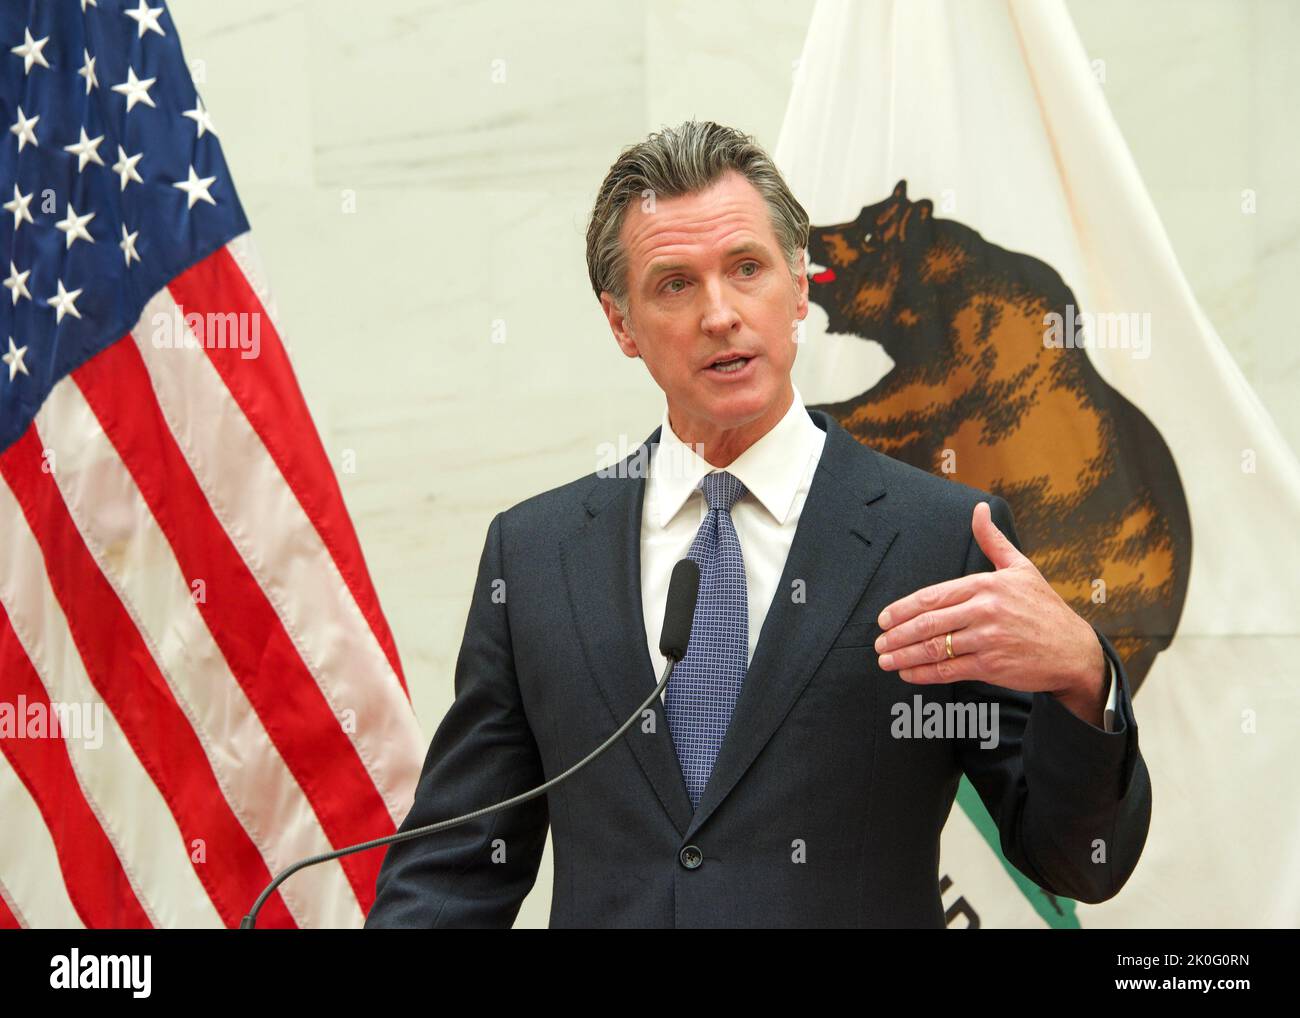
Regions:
[[699, 277, 741, 334]]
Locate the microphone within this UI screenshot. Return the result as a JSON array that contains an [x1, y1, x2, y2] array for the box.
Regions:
[[240, 556, 701, 929], [659, 557, 700, 662]]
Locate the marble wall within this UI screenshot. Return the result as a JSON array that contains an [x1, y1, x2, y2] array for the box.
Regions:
[[165, 0, 1300, 928]]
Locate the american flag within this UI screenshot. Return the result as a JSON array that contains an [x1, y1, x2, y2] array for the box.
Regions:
[[0, 1, 423, 927]]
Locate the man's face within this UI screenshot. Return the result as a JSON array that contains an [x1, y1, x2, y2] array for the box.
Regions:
[[601, 169, 808, 445]]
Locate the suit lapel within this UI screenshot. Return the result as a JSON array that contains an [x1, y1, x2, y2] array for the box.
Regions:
[[559, 427, 696, 836]]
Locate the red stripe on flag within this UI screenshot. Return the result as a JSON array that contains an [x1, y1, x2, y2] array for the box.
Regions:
[[74, 339, 391, 911], [0, 604, 152, 928], [167, 248, 408, 696], [0, 428, 297, 929]]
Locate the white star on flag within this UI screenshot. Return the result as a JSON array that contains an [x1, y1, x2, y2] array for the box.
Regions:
[[4, 262, 32, 305], [4, 185, 35, 230], [120, 224, 141, 266], [112, 67, 158, 112], [79, 49, 99, 94], [124, 0, 166, 38], [47, 280, 84, 323], [183, 98, 218, 139], [3, 337, 29, 381], [64, 128, 107, 173], [9, 106, 39, 151], [113, 146, 145, 191], [55, 204, 96, 249], [173, 165, 218, 209], [10, 28, 50, 74]]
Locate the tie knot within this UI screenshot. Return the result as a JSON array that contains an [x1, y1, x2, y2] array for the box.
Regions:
[[699, 470, 747, 513]]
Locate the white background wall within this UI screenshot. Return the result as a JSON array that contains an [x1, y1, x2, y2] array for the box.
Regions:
[[166, 0, 1300, 927]]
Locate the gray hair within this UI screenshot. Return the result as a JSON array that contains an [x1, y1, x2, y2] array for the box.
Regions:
[[585, 120, 810, 317]]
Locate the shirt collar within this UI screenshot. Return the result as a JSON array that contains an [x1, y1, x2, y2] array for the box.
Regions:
[[648, 384, 823, 529]]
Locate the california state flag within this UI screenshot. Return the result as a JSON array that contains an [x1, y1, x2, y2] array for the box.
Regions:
[[777, 0, 1300, 927]]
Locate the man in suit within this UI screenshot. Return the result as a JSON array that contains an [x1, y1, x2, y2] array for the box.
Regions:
[[365, 121, 1151, 928]]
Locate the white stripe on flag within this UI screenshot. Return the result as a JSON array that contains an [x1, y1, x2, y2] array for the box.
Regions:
[[0, 753, 84, 929]]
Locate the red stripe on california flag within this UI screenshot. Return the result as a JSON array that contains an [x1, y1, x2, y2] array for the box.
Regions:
[[73, 340, 391, 910], [166, 248, 408, 696], [0, 604, 152, 928], [0, 429, 297, 929]]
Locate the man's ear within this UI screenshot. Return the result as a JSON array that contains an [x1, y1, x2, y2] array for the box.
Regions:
[[793, 249, 809, 323], [601, 292, 640, 359]]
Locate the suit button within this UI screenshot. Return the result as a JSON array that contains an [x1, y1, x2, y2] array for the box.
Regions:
[[679, 845, 703, 870]]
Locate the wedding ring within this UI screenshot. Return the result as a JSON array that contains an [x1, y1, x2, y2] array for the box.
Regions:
[[945, 632, 955, 659]]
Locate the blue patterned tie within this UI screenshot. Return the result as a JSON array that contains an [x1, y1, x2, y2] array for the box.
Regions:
[[664, 470, 749, 809]]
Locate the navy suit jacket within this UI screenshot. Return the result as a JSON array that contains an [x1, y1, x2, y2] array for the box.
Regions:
[[366, 408, 1151, 928]]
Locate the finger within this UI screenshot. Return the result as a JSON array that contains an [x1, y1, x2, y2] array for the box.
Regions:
[[898, 653, 985, 685], [878, 624, 972, 672], [874, 600, 981, 655], [878, 573, 983, 630], [972, 501, 1023, 570]]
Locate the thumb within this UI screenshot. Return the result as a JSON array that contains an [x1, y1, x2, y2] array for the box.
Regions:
[[972, 501, 1023, 570]]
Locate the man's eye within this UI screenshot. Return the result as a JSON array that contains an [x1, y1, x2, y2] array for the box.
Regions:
[[739, 261, 759, 276], [665, 279, 686, 294]]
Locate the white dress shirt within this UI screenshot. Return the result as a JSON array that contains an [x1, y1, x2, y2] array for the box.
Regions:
[[638, 385, 1118, 730]]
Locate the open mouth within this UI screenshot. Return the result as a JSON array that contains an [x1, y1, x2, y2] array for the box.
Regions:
[[704, 354, 757, 380]]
